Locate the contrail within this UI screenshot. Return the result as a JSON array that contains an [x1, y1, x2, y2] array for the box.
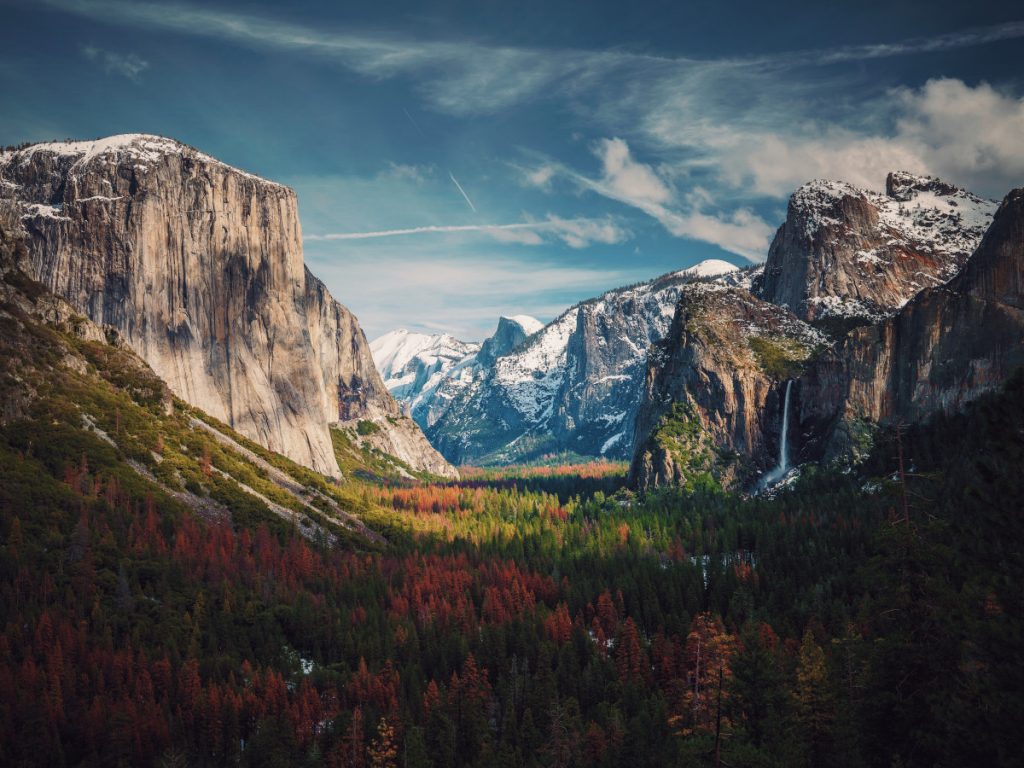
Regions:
[[305, 222, 544, 241], [402, 107, 424, 136], [448, 172, 477, 213]]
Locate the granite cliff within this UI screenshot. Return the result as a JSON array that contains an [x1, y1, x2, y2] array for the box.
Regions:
[[756, 172, 995, 324], [0, 134, 454, 479], [796, 187, 1024, 462], [628, 284, 822, 490], [630, 175, 1020, 492]]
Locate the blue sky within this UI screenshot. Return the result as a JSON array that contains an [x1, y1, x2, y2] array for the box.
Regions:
[[2, 0, 1022, 340]]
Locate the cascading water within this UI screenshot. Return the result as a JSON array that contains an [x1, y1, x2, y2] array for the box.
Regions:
[[761, 379, 793, 489], [778, 379, 793, 472]]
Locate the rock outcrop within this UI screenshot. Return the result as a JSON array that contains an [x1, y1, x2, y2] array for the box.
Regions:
[[797, 187, 1024, 461], [475, 315, 541, 367], [0, 134, 454, 479], [628, 284, 823, 491], [756, 172, 995, 323]]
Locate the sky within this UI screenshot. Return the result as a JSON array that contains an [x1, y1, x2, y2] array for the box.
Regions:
[[1, 0, 1022, 340]]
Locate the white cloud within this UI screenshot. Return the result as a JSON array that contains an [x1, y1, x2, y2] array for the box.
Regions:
[[523, 164, 556, 190], [43, 1, 1024, 118], [595, 137, 673, 205], [641, 78, 1024, 200], [81, 44, 149, 81], [544, 139, 775, 261], [893, 78, 1024, 194], [381, 162, 435, 183], [543, 214, 628, 249]]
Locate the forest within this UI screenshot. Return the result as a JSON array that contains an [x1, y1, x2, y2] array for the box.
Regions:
[[0, 343, 1021, 767]]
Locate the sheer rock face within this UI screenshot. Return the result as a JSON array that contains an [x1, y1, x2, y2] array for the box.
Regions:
[[629, 285, 822, 491], [756, 172, 996, 322], [797, 188, 1024, 461], [0, 135, 454, 479], [628, 177, 1018, 492], [475, 316, 536, 368]]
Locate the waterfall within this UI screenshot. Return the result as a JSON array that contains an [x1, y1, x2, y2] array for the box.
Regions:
[[778, 379, 793, 472], [761, 380, 793, 489]]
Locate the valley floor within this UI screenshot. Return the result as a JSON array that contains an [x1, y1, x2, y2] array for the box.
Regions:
[[1, 300, 1022, 768]]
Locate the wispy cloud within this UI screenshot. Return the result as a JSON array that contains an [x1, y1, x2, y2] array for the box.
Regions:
[[305, 215, 630, 249], [40, 1, 1024, 116], [381, 162, 434, 184], [307, 249, 637, 339], [525, 139, 775, 261], [80, 44, 149, 81], [45, 1, 1024, 257]]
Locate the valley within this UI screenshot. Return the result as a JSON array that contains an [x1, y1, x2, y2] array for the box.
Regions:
[[0, 133, 1021, 768]]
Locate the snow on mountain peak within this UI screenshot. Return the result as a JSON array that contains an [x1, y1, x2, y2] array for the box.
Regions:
[[502, 315, 544, 335], [370, 329, 480, 419], [679, 259, 740, 278], [1, 134, 286, 189], [2, 135, 196, 171]]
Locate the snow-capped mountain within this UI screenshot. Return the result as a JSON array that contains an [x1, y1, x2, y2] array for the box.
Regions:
[[631, 176, 1024, 493], [679, 258, 741, 278], [370, 315, 542, 428], [421, 260, 741, 465], [756, 171, 996, 322], [371, 329, 480, 407]]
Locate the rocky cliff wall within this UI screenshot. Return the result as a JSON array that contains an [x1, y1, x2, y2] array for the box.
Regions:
[[797, 188, 1024, 461], [629, 284, 822, 490], [756, 172, 995, 323], [0, 135, 454, 479]]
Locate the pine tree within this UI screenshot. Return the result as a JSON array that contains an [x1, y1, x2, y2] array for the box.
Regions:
[[368, 717, 397, 768], [794, 629, 834, 766]]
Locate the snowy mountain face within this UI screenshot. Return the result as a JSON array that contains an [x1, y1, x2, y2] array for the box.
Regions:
[[421, 261, 741, 465], [756, 171, 996, 324], [369, 316, 542, 430], [370, 330, 480, 412]]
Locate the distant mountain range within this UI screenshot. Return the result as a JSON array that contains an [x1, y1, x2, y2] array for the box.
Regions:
[[373, 172, 1022, 492], [372, 258, 744, 465]]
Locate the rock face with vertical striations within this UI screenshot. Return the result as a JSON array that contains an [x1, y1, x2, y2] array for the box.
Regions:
[[0, 134, 455, 479], [631, 174, 1021, 492], [755, 172, 996, 323], [796, 187, 1024, 462], [628, 284, 823, 491]]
